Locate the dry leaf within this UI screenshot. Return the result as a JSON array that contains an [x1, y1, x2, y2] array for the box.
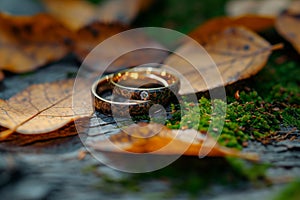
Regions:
[[165, 27, 282, 95], [226, 0, 291, 16], [189, 15, 275, 45], [0, 79, 92, 139], [74, 22, 128, 63], [276, 1, 300, 54], [43, 0, 154, 30], [0, 71, 4, 81], [0, 122, 78, 146], [89, 123, 259, 161], [0, 13, 73, 75], [43, 0, 97, 30], [75, 23, 168, 73]]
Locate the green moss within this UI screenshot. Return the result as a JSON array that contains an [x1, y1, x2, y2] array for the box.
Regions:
[[282, 107, 300, 129], [81, 164, 98, 174], [250, 55, 300, 107], [253, 57, 300, 96], [94, 173, 140, 193], [266, 85, 300, 106], [166, 90, 283, 149], [274, 180, 300, 200], [165, 52, 300, 150], [93, 157, 269, 197], [226, 158, 270, 183]]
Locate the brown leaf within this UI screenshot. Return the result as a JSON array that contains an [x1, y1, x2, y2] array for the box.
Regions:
[[189, 15, 275, 45], [0, 122, 78, 146], [43, 0, 97, 30], [0, 13, 74, 74], [74, 22, 128, 63], [0, 71, 4, 81], [165, 27, 282, 94], [89, 123, 259, 161], [0, 79, 92, 139], [43, 0, 154, 30], [276, 1, 300, 54], [74, 22, 169, 73]]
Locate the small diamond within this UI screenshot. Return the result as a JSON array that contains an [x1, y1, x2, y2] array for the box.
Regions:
[[140, 91, 149, 99]]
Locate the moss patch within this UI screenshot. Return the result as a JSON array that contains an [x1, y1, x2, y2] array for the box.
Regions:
[[274, 180, 300, 200], [166, 91, 282, 149], [95, 157, 269, 197], [164, 49, 300, 149]]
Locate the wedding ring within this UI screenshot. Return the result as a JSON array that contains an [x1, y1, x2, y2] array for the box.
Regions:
[[111, 67, 180, 106], [91, 74, 151, 117]]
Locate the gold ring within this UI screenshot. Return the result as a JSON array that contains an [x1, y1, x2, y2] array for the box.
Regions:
[[91, 74, 151, 117], [110, 67, 180, 106]]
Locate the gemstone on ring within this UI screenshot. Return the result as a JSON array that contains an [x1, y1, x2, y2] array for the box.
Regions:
[[92, 66, 181, 116], [110, 66, 180, 106], [140, 91, 149, 100]]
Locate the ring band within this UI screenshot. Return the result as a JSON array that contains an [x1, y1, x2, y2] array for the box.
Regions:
[[91, 74, 151, 117], [111, 67, 180, 106]]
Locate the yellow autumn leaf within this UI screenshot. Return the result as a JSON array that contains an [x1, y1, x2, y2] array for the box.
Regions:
[[165, 27, 282, 94], [276, 0, 300, 54], [89, 123, 259, 161], [0, 79, 92, 139]]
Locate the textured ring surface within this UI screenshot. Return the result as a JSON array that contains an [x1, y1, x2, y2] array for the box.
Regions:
[[111, 67, 180, 106], [91, 74, 151, 117]]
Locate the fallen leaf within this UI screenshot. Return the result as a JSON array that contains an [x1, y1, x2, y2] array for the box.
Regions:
[[88, 123, 259, 161], [0, 122, 78, 146], [0, 79, 92, 139], [43, 0, 97, 30], [0, 13, 74, 75], [43, 0, 154, 30], [74, 22, 128, 63], [189, 15, 275, 45], [165, 27, 283, 95], [276, 1, 300, 54], [75, 23, 169, 73], [0, 71, 4, 81], [226, 0, 291, 16]]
